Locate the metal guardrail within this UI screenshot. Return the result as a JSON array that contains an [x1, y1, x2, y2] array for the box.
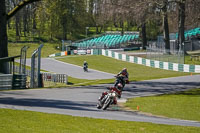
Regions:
[[13, 74, 27, 89], [0, 74, 13, 90]]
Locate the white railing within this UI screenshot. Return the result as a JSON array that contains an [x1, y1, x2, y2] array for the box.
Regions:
[[42, 72, 67, 84]]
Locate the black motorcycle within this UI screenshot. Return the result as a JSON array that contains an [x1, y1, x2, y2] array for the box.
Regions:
[[83, 65, 88, 72], [114, 75, 126, 88]]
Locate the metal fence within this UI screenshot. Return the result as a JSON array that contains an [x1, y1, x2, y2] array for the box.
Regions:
[[42, 72, 68, 84], [14, 66, 68, 87], [19, 46, 29, 74], [146, 35, 185, 64], [30, 44, 43, 88], [146, 47, 184, 64], [62, 40, 72, 51], [0, 74, 13, 90]]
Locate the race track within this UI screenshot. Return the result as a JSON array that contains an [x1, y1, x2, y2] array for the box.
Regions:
[[25, 58, 115, 80], [1, 74, 200, 127]]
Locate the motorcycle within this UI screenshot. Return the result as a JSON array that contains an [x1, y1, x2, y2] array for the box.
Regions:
[[83, 65, 88, 72], [97, 86, 121, 110], [114, 75, 128, 88]]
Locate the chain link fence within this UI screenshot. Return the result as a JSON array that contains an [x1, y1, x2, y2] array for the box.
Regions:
[[147, 36, 184, 64]]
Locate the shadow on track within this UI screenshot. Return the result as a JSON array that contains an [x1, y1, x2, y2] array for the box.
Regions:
[[0, 97, 97, 112]]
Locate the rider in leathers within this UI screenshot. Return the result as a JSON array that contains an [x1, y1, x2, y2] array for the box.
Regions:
[[83, 61, 88, 71], [114, 68, 129, 88], [99, 83, 123, 105]]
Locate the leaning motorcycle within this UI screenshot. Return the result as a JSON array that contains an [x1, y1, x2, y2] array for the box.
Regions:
[[83, 65, 88, 72], [97, 87, 121, 110], [114, 75, 127, 88]]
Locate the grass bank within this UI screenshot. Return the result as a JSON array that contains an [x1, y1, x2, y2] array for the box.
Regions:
[[0, 109, 199, 133], [57, 55, 190, 82], [125, 88, 200, 121], [8, 43, 60, 58]]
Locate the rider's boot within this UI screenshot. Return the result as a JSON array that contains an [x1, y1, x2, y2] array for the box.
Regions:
[[113, 98, 117, 105]]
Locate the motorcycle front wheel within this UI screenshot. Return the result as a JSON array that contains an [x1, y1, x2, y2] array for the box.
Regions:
[[102, 97, 112, 110]]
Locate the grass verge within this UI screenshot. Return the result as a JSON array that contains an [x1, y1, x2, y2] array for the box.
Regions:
[[125, 88, 200, 121], [185, 55, 200, 65], [0, 109, 199, 133], [42, 76, 114, 88], [57, 55, 190, 82], [8, 43, 60, 58]]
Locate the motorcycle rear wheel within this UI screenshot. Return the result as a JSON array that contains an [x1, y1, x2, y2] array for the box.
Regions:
[[97, 101, 102, 109]]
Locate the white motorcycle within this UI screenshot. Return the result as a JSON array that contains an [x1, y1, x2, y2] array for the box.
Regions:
[[97, 85, 122, 110]]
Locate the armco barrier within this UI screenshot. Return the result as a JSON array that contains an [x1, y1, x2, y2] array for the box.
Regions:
[[0, 74, 13, 90], [101, 49, 200, 73]]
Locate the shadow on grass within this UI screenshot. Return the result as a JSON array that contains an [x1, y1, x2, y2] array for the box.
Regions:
[[175, 88, 200, 96]]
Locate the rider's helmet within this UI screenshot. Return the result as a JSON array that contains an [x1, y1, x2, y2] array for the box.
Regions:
[[123, 68, 127, 71], [84, 61, 87, 63], [121, 68, 127, 76], [116, 83, 123, 90]]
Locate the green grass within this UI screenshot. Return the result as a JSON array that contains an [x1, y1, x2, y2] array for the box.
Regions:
[[8, 43, 61, 58], [41, 76, 114, 88], [0, 109, 199, 133], [57, 55, 190, 82], [185, 55, 200, 65], [125, 88, 200, 121]]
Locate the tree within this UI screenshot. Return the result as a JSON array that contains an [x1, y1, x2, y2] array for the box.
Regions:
[[0, 0, 41, 73], [177, 0, 186, 51], [155, 0, 170, 51]]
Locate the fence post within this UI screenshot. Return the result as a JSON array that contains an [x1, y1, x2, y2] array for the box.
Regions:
[[30, 53, 35, 88], [38, 44, 44, 88], [65, 75, 68, 85], [30, 44, 44, 88]]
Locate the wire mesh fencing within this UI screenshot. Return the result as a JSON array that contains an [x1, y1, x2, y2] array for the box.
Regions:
[[146, 47, 184, 64]]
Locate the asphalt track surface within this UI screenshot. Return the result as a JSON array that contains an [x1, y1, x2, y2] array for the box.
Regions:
[[1, 74, 200, 127], [25, 58, 115, 80]]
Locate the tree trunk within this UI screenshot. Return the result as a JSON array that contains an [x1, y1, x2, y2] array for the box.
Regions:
[[62, 17, 67, 40], [120, 20, 124, 36], [23, 7, 28, 37], [178, 0, 185, 52], [162, 0, 170, 52], [96, 25, 99, 34], [15, 13, 21, 40], [141, 22, 147, 49], [0, 0, 9, 73], [7, 20, 11, 29], [32, 3, 37, 30]]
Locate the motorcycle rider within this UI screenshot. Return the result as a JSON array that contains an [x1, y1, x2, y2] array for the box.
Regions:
[[98, 83, 123, 105], [114, 68, 129, 88], [83, 61, 88, 72]]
